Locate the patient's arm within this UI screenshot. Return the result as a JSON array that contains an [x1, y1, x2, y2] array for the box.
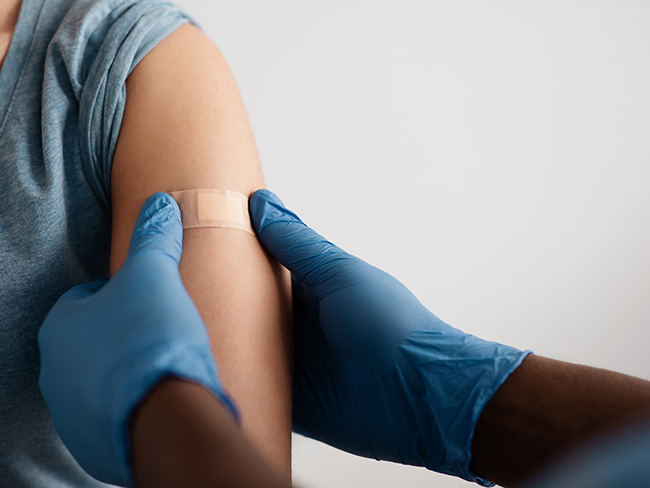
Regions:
[[109, 23, 292, 474]]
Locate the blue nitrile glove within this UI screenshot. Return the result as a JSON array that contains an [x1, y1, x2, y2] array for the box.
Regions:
[[249, 189, 532, 486], [38, 192, 238, 488]]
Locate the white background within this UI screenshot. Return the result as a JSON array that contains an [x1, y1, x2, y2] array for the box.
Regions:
[[173, 1, 650, 487]]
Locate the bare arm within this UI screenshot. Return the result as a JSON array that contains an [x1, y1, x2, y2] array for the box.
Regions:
[[132, 378, 292, 488], [470, 355, 650, 486], [110, 23, 292, 473]]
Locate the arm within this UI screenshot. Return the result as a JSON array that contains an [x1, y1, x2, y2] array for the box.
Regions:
[[470, 354, 650, 486], [132, 378, 292, 488], [247, 190, 650, 486], [38, 193, 290, 486], [110, 24, 292, 473]]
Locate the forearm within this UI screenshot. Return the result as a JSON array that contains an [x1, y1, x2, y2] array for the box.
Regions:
[[132, 377, 292, 488], [470, 354, 650, 486]]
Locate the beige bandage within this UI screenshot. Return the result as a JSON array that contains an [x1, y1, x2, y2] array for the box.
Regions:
[[168, 189, 255, 235]]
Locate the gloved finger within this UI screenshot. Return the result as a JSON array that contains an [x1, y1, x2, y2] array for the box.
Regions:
[[61, 278, 110, 301], [249, 189, 356, 289], [50, 279, 110, 309], [38, 278, 109, 347], [127, 192, 183, 265]]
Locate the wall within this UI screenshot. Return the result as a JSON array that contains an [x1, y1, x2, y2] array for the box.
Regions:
[[172, 1, 650, 486]]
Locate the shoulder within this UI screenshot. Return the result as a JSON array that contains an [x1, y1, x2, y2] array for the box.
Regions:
[[43, 0, 199, 210], [47, 0, 198, 99], [124, 22, 226, 103], [113, 20, 258, 199]]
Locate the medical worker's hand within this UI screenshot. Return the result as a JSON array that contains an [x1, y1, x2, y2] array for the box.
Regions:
[[249, 189, 531, 486], [38, 193, 238, 488]]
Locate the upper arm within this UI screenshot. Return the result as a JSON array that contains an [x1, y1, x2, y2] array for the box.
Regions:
[[109, 23, 292, 473], [110, 23, 264, 272]]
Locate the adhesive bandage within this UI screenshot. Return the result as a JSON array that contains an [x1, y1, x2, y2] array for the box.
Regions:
[[168, 189, 255, 235]]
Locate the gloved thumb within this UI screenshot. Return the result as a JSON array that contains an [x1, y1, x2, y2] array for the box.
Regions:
[[249, 189, 355, 289], [60, 279, 109, 301], [127, 192, 183, 265]]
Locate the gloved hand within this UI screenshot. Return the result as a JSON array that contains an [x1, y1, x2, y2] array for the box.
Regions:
[[249, 189, 532, 486], [38, 192, 238, 488]]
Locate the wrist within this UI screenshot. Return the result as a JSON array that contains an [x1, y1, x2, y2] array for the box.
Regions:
[[131, 377, 290, 488], [130, 377, 235, 488], [400, 325, 532, 484], [469, 355, 650, 486], [111, 343, 237, 485]]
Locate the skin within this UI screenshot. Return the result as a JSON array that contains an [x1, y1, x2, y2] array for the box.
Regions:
[[131, 357, 650, 488], [132, 377, 292, 488], [110, 24, 293, 474], [6, 1, 648, 484], [470, 354, 650, 486], [0, 0, 22, 70]]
